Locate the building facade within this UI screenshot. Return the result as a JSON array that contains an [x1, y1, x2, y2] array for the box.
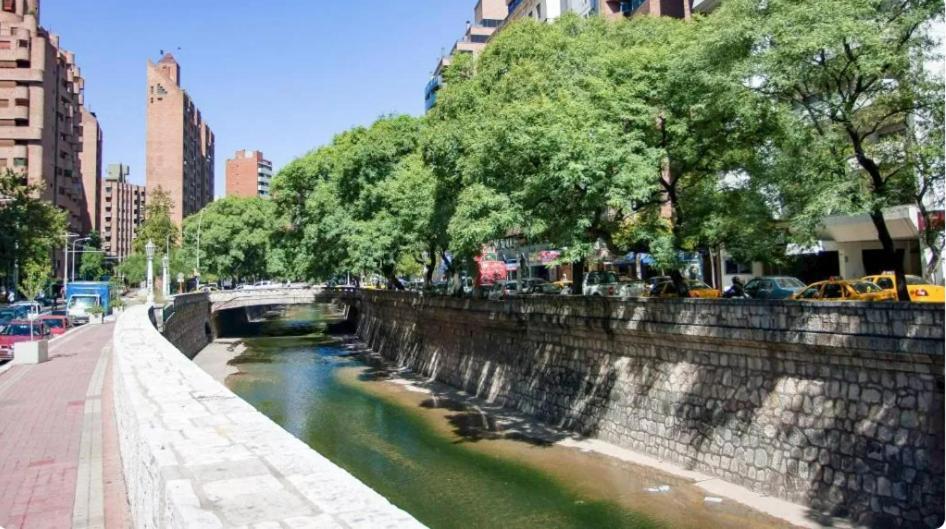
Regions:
[[101, 163, 145, 261], [0, 0, 94, 275], [225, 149, 272, 199], [79, 107, 101, 234], [425, 0, 508, 111], [505, 0, 624, 22], [146, 53, 214, 226]]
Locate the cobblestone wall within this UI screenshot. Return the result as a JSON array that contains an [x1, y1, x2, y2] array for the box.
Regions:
[[160, 293, 212, 359], [355, 293, 945, 528], [112, 304, 425, 529]]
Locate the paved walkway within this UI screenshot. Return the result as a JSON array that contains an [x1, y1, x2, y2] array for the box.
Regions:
[[0, 322, 129, 529]]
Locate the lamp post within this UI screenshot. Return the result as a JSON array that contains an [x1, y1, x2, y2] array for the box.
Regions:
[[63, 233, 78, 294], [71, 236, 91, 282], [162, 253, 170, 299], [195, 209, 204, 289], [145, 239, 155, 303]]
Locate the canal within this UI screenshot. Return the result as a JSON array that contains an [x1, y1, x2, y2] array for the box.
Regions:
[[207, 306, 795, 529]]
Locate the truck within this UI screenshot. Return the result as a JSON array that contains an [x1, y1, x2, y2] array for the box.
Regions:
[[65, 281, 112, 325]]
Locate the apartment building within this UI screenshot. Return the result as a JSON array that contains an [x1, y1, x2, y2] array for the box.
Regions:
[[505, 0, 623, 22], [101, 163, 145, 261], [146, 53, 214, 226], [425, 0, 508, 111], [0, 0, 94, 275], [225, 149, 272, 199], [79, 107, 102, 234]]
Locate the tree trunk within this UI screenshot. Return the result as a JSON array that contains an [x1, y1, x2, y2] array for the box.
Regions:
[[848, 127, 911, 301], [424, 246, 436, 288], [868, 208, 910, 301], [382, 264, 404, 290], [571, 260, 585, 295]]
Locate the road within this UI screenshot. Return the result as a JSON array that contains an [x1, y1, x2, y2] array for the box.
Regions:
[[0, 322, 129, 529]]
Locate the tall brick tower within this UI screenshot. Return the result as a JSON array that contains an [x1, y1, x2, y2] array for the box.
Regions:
[[145, 53, 214, 226]]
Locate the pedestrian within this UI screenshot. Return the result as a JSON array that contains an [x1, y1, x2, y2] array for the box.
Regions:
[[724, 276, 747, 299]]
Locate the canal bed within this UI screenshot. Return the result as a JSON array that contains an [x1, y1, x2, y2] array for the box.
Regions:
[[200, 309, 798, 529]]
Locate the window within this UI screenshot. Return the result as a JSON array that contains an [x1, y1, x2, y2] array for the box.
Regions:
[[0, 41, 10, 50], [822, 283, 845, 299], [798, 286, 820, 299], [724, 259, 752, 275], [13, 157, 26, 167], [470, 34, 490, 44], [1, 0, 14, 13], [876, 277, 894, 290]]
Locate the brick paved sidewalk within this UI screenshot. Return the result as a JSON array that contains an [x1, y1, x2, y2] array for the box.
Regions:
[[0, 322, 130, 529]]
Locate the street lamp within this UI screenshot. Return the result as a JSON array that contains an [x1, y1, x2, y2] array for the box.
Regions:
[[70, 236, 91, 282], [145, 239, 155, 303], [162, 253, 170, 299]]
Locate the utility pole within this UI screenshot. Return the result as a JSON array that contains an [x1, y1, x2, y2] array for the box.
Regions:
[[63, 233, 78, 296]]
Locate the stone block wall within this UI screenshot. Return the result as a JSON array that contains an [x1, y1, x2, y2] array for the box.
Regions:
[[112, 304, 425, 529], [161, 293, 212, 359], [355, 292, 944, 528]]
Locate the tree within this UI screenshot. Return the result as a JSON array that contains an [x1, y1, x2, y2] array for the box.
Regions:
[[426, 15, 779, 291], [181, 197, 278, 282], [719, 0, 944, 299], [78, 231, 106, 280], [272, 115, 444, 287], [134, 186, 178, 254], [0, 169, 66, 298]]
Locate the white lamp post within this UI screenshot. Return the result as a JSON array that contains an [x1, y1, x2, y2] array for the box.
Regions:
[[162, 253, 170, 299], [145, 239, 155, 303]]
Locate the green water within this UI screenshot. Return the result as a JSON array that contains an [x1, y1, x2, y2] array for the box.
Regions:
[[227, 333, 664, 529]]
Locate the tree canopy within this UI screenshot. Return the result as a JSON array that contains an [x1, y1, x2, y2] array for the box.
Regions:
[[0, 170, 66, 299]]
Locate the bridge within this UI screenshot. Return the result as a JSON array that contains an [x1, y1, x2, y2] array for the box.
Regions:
[[208, 286, 356, 313]]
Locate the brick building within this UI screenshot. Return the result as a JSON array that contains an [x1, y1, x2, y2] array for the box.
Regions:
[[0, 0, 95, 275], [225, 149, 272, 199], [101, 163, 145, 261], [146, 53, 214, 226], [79, 107, 102, 234]]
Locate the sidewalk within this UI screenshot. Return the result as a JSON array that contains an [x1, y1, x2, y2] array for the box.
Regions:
[[0, 322, 129, 529]]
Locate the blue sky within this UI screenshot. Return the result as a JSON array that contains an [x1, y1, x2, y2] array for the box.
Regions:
[[43, 1, 472, 194]]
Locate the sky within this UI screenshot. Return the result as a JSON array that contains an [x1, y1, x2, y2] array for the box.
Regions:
[[42, 0, 473, 195]]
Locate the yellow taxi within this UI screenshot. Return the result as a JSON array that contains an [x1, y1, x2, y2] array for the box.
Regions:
[[861, 273, 945, 303], [791, 278, 896, 302], [650, 279, 722, 299]]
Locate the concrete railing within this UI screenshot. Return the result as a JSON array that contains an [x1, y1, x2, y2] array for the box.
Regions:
[[111, 304, 425, 529]]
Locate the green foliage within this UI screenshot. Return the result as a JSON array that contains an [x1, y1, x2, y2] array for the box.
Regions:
[[116, 253, 146, 286], [0, 169, 66, 295], [134, 187, 178, 254], [272, 115, 443, 284], [181, 197, 279, 281], [715, 0, 944, 297], [267, 6, 943, 285], [79, 231, 106, 280]]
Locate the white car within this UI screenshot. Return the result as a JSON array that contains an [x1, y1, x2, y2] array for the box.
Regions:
[[583, 271, 620, 297]]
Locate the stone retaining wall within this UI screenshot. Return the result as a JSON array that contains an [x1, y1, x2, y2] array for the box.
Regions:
[[355, 292, 945, 528], [112, 304, 425, 529], [160, 293, 212, 359]]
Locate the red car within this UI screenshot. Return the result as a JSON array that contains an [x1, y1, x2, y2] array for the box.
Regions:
[[0, 319, 50, 360], [38, 315, 70, 336]]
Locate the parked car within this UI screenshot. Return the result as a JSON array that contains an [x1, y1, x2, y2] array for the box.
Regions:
[[583, 271, 620, 297], [0, 307, 18, 331], [12, 300, 42, 319], [861, 273, 945, 303], [650, 279, 722, 298], [618, 281, 647, 298], [744, 276, 806, 300], [792, 279, 895, 302], [38, 314, 70, 336], [487, 281, 519, 301], [0, 319, 51, 359]]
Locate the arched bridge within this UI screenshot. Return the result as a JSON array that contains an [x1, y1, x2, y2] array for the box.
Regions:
[[208, 287, 357, 313]]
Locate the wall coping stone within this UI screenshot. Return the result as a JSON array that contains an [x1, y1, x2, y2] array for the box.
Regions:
[[112, 304, 426, 529]]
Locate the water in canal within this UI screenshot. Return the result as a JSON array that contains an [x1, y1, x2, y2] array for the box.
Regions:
[[222, 306, 793, 529]]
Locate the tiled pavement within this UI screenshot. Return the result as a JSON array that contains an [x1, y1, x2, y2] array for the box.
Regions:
[[0, 322, 130, 529]]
